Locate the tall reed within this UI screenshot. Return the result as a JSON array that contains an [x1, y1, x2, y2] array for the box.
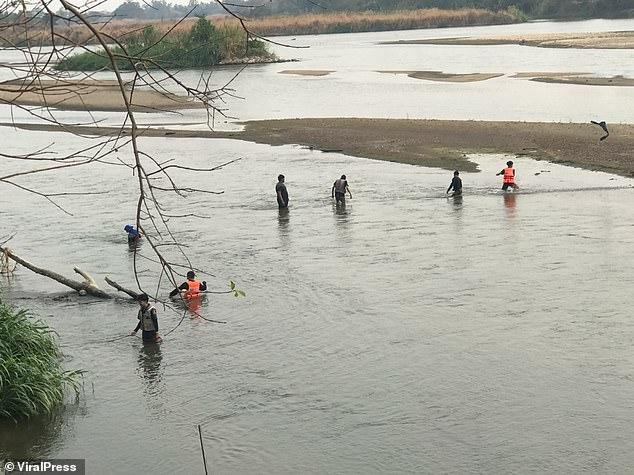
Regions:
[[0, 299, 81, 420]]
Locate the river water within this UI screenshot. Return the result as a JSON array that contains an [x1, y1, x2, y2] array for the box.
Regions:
[[2, 18, 634, 474]]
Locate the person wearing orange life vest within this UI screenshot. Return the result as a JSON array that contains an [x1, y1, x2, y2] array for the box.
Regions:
[[496, 160, 519, 191], [169, 270, 207, 299]]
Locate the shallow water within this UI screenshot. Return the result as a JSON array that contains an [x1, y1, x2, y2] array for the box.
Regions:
[[2, 125, 634, 472]]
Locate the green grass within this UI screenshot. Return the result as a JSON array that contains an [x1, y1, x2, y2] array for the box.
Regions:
[[0, 298, 81, 420], [56, 18, 274, 71]]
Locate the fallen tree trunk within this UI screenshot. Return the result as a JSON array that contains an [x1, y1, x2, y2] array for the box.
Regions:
[[105, 277, 139, 299], [0, 246, 138, 299]]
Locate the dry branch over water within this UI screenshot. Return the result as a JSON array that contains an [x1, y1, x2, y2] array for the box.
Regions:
[[5, 118, 634, 177]]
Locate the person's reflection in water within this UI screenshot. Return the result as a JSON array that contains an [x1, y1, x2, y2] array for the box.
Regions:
[[137, 342, 164, 405], [450, 193, 463, 210], [333, 201, 352, 240], [503, 192, 517, 217], [127, 237, 142, 253], [278, 207, 290, 234], [185, 295, 203, 317], [277, 207, 291, 249]]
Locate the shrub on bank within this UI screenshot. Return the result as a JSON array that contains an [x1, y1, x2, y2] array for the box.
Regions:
[[0, 298, 80, 420], [56, 18, 274, 71]]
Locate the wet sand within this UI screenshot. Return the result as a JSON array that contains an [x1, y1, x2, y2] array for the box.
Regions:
[[381, 31, 634, 49], [379, 70, 502, 82], [530, 75, 634, 87], [0, 79, 203, 112], [4, 118, 634, 176], [279, 70, 334, 76]]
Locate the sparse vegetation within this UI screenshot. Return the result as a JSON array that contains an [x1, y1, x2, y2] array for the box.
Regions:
[[0, 298, 81, 420]]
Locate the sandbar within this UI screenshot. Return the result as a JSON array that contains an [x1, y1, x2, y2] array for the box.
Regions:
[[3, 118, 634, 177], [379, 70, 502, 82], [279, 70, 334, 76], [0, 79, 203, 112], [381, 31, 634, 49]]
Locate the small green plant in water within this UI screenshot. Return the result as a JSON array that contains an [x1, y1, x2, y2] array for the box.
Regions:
[[229, 280, 246, 298], [0, 299, 81, 420]]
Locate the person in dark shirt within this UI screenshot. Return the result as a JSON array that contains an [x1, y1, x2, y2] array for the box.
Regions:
[[332, 174, 352, 204], [446, 170, 462, 196], [169, 270, 207, 299], [131, 293, 161, 343], [276, 174, 289, 208]]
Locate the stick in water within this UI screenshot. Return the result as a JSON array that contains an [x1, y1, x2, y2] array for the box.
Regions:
[[198, 424, 208, 475]]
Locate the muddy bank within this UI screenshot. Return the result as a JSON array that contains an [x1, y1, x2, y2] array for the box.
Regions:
[[3, 118, 634, 176], [0, 79, 202, 112], [381, 31, 634, 49], [379, 70, 502, 82]]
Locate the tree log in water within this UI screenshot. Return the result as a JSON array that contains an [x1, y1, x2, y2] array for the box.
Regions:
[[0, 246, 138, 299]]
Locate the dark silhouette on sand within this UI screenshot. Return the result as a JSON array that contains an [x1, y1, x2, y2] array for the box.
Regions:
[[591, 120, 609, 141]]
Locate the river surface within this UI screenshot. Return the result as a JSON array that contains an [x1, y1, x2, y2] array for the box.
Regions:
[[2, 18, 634, 475], [2, 127, 634, 473]]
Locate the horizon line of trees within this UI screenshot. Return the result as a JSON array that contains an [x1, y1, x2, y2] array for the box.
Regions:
[[242, 0, 634, 19], [3, 0, 632, 28]]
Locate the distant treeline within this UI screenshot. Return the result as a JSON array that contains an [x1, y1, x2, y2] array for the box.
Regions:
[[112, 1, 223, 20], [244, 0, 634, 19]]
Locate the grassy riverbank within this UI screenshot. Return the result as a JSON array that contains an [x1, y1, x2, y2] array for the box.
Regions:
[[237, 7, 521, 36], [0, 298, 81, 420], [2, 8, 522, 48], [5, 118, 634, 177]]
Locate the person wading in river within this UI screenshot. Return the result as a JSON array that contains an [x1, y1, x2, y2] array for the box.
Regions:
[[131, 293, 161, 343], [496, 160, 519, 191], [124, 224, 141, 242], [276, 174, 289, 208], [332, 174, 352, 204], [446, 170, 462, 196], [169, 271, 207, 299]]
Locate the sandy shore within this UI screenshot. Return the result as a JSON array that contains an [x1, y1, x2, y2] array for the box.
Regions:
[[0, 79, 203, 112], [3, 118, 634, 176], [382, 31, 634, 49], [279, 70, 334, 76], [531, 75, 634, 87], [379, 70, 502, 82]]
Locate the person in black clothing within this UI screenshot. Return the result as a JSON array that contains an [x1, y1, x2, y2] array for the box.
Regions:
[[446, 170, 462, 196], [169, 270, 207, 298], [276, 174, 289, 208], [131, 293, 161, 343]]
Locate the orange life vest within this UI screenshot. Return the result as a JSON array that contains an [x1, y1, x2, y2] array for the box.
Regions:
[[503, 167, 515, 184], [184, 279, 201, 299]]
